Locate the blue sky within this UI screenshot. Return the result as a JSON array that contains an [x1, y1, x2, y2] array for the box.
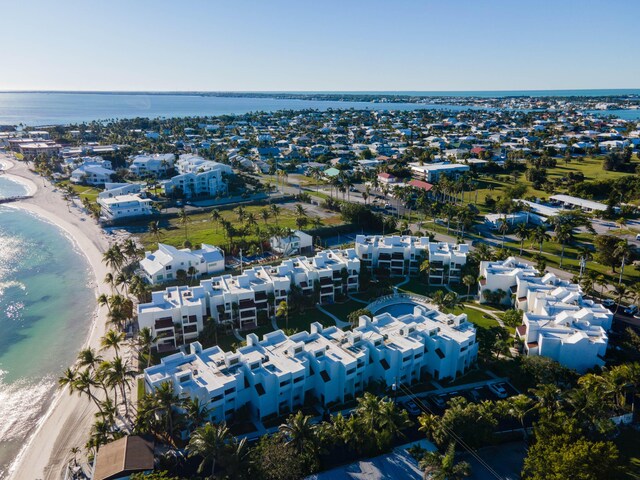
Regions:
[[2, 0, 638, 91]]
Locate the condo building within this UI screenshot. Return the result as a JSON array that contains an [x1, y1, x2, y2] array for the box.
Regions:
[[354, 235, 469, 283], [479, 257, 612, 372], [144, 305, 477, 424], [137, 249, 360, 350]]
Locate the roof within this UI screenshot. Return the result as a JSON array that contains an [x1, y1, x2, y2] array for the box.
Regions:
[[408, 179, 433, 191], [93, 436, 154, 480], [324, 167, 341, 177]]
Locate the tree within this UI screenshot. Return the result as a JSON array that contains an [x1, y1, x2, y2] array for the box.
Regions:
[[522, 412, 622, 480], [612, 284, 629, 314], [252, 433, 307, 480], [530, 225, 550, 254], [187, 422, 230, 479], [614, 240, 633, 284], [178, 208, 189, 241], [101, 329, 125, 357], [279, 411, 321, 473], [498, 220, 510, 248], [594, 235, 623, 273], [416, 442, 471, 480], [506, 394, 534, 440], [276, 300, 290, 329], [554, 223, 573, 268], [515, 223, 531, 255], [462, 275, 476, 297], [420, 258, 431, 285], [347, 308, 372, 328]]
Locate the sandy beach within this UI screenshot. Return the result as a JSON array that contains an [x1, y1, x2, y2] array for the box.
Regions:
[[1, 153, 114, 480]]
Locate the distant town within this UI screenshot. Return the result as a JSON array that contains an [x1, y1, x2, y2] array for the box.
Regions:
[[3, 100, 640, 479]]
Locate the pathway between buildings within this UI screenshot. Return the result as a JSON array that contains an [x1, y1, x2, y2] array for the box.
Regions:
[[316, 304, 350, 328]]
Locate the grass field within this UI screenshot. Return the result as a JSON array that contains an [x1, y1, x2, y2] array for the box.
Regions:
[[137, 204, 343, 249], [58, 180, 102, 203], [470, 156, 638, 213]]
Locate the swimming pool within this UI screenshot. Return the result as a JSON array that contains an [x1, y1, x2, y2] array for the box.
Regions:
[[376, 302, 421, 317]]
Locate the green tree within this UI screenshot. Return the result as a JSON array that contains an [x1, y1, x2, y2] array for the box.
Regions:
[[416, 442, 471, 480], [187, 422, 231, 479], [347, 308, 372, 328]]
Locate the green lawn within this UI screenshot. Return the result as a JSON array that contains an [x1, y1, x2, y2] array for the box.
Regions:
[[469, 156, 638, 213], [277, 307, 335, 332], [450, 305, 500, 330], [138, 204, 343, 249], [58, 180, 102, 203]]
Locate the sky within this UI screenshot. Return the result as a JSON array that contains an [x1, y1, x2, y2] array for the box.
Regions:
[[1, 0, 638, 92]]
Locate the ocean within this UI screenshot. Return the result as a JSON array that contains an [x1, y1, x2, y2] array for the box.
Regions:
[[0, 179, 95, 478], [1, 91, 639, 126]]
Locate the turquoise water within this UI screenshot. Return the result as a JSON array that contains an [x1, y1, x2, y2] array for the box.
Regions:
[[376, 302, 418, 317], [0, 183, 95, 477]]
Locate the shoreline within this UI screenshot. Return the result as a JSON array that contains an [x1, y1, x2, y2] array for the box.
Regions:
[[1, 153, 114, 480]]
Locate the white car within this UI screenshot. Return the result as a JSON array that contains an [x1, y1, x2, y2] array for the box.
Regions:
[[602, 299, 615, 308], [624, 305, 638, 315]]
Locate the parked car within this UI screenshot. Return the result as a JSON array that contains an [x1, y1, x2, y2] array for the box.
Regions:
[[430, 394, 448, 409], [624, 305, 638, 315], [402, 400, 421, 416], [488, 383, 508, 398], [384, 203, 392, 209], [635, 233, 640, 241], [602, 299, 615, 308], [468, 387, 483, 402]]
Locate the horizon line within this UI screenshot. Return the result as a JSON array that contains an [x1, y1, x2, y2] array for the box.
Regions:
[[1, 88, 640, 95]]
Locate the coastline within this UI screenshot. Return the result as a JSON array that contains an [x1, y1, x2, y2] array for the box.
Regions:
[[1, 153, 113, 480]]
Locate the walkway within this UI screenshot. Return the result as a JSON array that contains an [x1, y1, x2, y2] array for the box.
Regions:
[[316, 304, 350, 328], [462, 303, 506, 328]]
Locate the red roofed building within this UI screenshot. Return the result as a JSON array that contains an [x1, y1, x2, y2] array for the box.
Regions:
[[471, 146, 486, 156], [377, 172, 398, 184], [408, 179, 434, 194]]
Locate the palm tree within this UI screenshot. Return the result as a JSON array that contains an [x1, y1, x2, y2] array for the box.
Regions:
[[613, 284, 629, 314], [418, 442, 471, 480], [178, 208, 190, 241], [185, 397, 211, 431], [149, 220, 161, 244], [74, 368, 105, 415], [187, 422, 231, 479], [462, 275, 476, 297], [101, 329, 125, 358], [210, 210, 221, 233], [506, 394, 534, 441], [614, 240, 632, 284], [554, 223, 573, 268], [104, 272, 115, 292], [279, 411, 319, 457], [154, 381, 183, 439], [136, 327, 156, 369], [497, 220, 509, 249], [260, 208, 270, 225], [270, 204, 281, 225], [104, 356, 136, 417], [276, 300, 289, 329], [514, 223, 530, 255], [530, 225, 550, 254], [420, 259, 431, 285]]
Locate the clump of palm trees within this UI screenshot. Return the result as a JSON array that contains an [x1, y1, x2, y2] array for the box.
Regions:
[[58, 329, 136, 458]]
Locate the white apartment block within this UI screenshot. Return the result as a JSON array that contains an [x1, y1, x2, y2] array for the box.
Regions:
[[480, 257, 612, 372], [129, 153, 175, 177], [164, 156, 233, 199], [70, 164, 115, 185], [138, 286, 207, 353], [97, 194, 153, 222], [137, 249, 360, 348], [409, 162, 470, 182], [479, 257, 539, 305], [140, 243, 225, 285], [354, 235, 468, 283], [98, 183, 142, 200], [270, 230, 313, 255], [144, 306, 477, 423]]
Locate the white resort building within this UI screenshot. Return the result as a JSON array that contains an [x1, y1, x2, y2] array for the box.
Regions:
[[354, 235, 469, 283], [479, 257, 612, 372], [129, 153, 175, 177], [140, 243, 225, 284], [164, 155, 233, 199], [97, 194, 153, 222], [137, 249, 361, 350], [144, 305, 477, 424]]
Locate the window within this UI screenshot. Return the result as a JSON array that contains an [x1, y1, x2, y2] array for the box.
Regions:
[[224, 387, 236, 395]]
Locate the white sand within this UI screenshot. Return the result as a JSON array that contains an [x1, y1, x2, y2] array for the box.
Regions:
[[2, 153, 115, 480]]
